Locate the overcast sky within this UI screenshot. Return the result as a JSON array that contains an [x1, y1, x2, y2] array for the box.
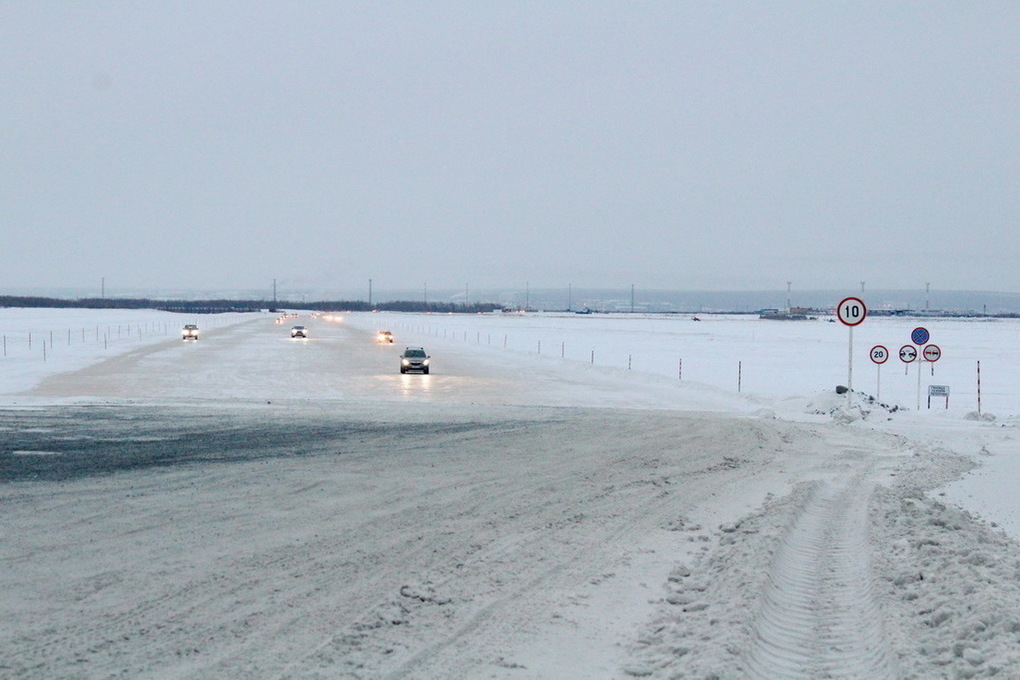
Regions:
[[2, 2, 1018, 296]]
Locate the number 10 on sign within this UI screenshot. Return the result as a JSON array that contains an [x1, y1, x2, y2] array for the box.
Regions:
[[837, 297, 867, 400]]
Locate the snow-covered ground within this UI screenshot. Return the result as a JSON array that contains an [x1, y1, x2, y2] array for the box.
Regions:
[[3, 307, 1020, 678]]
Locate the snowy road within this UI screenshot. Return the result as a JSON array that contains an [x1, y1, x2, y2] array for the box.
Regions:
[[4, 313, 1020, 678]]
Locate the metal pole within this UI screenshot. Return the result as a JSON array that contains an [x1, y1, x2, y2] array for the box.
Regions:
[[917, 357, 923, 411], [847, 325, 854, 404]]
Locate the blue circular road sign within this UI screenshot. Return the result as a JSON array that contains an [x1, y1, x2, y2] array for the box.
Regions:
[[911, 327, 930, 345]]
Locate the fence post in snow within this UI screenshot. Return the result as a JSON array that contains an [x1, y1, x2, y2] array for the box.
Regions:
[[678, 358, 682, 381], [738, 361, 742, 392], [591, 350, 595, 364], [628, 354, 632, 370]]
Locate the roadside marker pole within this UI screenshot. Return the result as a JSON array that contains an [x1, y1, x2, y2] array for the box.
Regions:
[[977, 360, 982, 416]]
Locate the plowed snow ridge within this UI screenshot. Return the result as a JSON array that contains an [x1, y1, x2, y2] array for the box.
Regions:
[[746, 473, 897, 679]]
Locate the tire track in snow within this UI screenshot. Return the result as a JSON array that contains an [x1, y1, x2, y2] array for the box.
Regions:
[[745, 473, 897, 679]]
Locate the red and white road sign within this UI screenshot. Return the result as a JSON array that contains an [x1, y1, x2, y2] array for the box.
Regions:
[[899, 345, 918, 363], [923, 344, 942, 362], [836, 297, 867, 326], [870, 345, 889, 364]]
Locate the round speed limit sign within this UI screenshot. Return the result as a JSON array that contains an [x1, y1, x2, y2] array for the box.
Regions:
[[837, 297, 867, 326], [870, 345, 889, 364]]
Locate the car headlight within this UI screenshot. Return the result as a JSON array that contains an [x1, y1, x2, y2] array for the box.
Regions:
[[423, 359, 430, 365], [402, 358, 410, 365]]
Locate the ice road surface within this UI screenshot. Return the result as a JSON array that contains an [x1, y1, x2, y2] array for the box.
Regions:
[[3, 308, 1020, 678]]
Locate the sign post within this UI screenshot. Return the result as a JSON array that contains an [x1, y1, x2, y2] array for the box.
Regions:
[[836, 297, 867, 402], [911, 328, 931, 410], [870, 345, 889, 400]]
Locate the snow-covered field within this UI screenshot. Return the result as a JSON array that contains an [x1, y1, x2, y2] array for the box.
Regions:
[[3, 307, 1020, 678]]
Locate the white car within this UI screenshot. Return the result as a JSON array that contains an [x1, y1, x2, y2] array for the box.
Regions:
[[399, 347, 430, 374], [182, 324, 199, 341], [291, 325, 308, 338]]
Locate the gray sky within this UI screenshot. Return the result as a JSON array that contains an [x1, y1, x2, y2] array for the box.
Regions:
[[2, 2, 1018, 296]]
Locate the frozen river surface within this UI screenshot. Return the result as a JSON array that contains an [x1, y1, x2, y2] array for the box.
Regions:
[[3, 310, 1020, 678]]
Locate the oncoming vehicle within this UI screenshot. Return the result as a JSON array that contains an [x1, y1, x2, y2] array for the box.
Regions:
[[291, 325, 308, 339], [399, 347, 430, 374], [377, 330, 394, 343], [182, 324, 199, 341]]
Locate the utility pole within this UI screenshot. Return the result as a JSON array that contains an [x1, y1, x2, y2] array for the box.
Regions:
[[273, 278, 277, 306], [926, 282, 930, 311], [631, 284, 635, 313], [786, 281, 791, 312], [101, 277, 105, 300], [368, 279, 372, 307]]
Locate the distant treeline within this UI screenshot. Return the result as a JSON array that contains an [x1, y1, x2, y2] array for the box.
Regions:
[[0, 295, 502, 314]]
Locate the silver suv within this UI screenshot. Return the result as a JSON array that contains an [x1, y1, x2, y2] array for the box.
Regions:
[[399, 347, 430, 374]]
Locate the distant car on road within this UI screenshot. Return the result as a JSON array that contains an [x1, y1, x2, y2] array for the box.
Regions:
[[291, 325, 308, 338], [182, 324, 199, 341], [377, 330, 394, 343], [399, 346, 430, 374]]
